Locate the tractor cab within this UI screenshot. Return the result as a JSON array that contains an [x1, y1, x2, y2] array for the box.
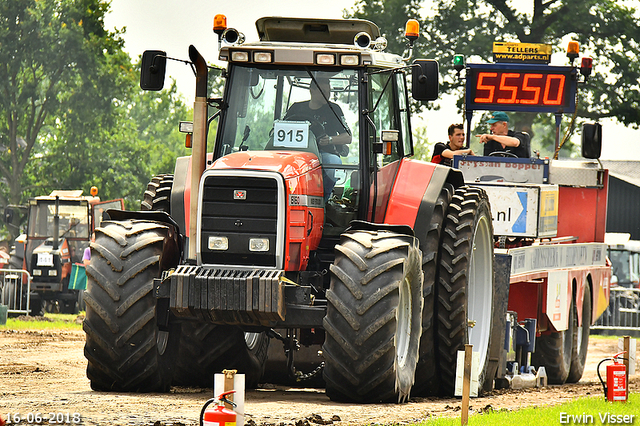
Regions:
[[141, 16, 440, 270]]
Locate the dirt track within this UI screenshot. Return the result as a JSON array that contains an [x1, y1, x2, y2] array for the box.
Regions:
[[0, 326, 638, 426]]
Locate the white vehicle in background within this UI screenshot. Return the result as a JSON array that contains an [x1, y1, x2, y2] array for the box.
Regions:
[[592, 233, 640, 335]]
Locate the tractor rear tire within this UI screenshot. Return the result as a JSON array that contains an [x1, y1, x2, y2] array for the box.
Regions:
[[141, 174, 174, 212], [323, 230, 423, 403], [531, 295, 575, 384], [412, 184, 452, 397], [567, 283, 592, 383], [172, 322, 269, 388], [83, 219, 180, 392], [436, 186, 500, 396]]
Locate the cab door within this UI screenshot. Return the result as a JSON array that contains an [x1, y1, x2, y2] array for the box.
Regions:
[[366, 71, 412, 222]]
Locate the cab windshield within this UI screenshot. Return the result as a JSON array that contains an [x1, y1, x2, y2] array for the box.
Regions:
[[609, 249, 640, 287], [27, 202, 90, 240], [218, 66, 360, 166]]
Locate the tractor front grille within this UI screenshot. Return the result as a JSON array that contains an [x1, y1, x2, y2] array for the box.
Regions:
[[198, 171, 284, 268]]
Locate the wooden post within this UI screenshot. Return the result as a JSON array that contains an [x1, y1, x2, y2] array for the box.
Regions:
[[223, 369, 237, 410], [461, 344, 472, 426], [623, 336, 630, 401]]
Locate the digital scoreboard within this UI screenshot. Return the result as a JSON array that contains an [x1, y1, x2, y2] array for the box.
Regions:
[[465, 63, 577, 114]]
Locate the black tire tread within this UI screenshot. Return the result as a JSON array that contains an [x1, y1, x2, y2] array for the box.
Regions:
[[172, 322, 269, 388], [141, 174, 174, 212], [412, 184, 452, 397], [531, 294, 575, 384], [567, 282, 592, 383], [436, 186, 495, 396], [323, 230, 422, 403], [83, 219, 177, 392]]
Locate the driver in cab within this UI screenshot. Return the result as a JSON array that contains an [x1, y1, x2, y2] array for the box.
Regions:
[[285, 77, 352, 200], [285, 77, 351, 157], [476, 111, 530, 158]]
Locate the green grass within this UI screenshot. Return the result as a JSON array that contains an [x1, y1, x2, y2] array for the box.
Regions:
[[420, 393, 639, 425], [0, 312, 84, 330]]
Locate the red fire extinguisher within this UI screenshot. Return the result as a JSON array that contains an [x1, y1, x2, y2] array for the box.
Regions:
[[200, 390, 237, 426], [597, 351, 628, 402]]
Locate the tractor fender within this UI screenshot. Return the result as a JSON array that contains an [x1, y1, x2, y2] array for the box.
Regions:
[[384, 159, 463, 248], [104, 209, 183, 268], [170, 155, 191, 238], [347, 219, 415, 237]]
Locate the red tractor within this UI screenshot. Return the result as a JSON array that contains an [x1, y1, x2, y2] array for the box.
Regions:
[[8, 189, 123, 314], [83, 16, 604, 401]]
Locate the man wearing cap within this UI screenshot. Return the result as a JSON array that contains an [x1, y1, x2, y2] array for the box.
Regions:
[[476, 111, 530, 158]]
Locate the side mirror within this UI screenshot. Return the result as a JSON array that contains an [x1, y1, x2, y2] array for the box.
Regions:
[[412, 59, 439, 101], [140, 50, 167, 91], [581, 122, 602, 159]]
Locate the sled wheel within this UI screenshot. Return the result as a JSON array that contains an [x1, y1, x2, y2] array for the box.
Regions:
[[172, 322, 269, 388], [567, 281, 592, 383], [532, 294, 575, 384]]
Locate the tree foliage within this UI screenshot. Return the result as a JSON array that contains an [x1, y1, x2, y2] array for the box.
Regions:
[[349, 0, 640, 156], [348, 0, 423, 56], [0, 0, 130, 206], [0, 0, 191, 225]]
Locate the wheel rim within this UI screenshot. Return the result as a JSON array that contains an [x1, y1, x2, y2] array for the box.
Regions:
[[245, 332, 261, 350], [468, 213, 493, 370], [576, 306, 583, 350], [396, 276, 412, 369]]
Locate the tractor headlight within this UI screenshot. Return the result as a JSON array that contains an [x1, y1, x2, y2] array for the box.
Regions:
[[208, 236, 229, 251], [231, 51, 249, 62], [48, 269, 57, 277], [249, 238, 269, 252], [33, 269, 42, 276]]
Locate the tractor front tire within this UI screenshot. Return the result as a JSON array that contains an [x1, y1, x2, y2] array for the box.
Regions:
[[323, 229, 423, 403], [436, 186, 501, 396], [83, 219, 180, 392]]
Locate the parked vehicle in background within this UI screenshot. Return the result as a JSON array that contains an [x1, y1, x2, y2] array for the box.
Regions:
[[592, 233, 640, 335], [7, 189, 123, 315], [605, 233, 640, 288]]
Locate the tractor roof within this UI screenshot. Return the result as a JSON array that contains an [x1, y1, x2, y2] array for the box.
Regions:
[[255, 17, 381, 44], [49, 190, 83, 198]]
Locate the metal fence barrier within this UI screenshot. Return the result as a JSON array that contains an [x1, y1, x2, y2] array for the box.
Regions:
[[0, 268, 32, 316], [592, 286, 640, 337]]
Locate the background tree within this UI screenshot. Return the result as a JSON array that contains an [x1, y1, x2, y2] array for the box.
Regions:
[[347, 0, 423, 55], [0, 0, 195, 242], [127, 78, 191, 176], [349, 0, 640, 157], [0, 0, 132, 208]]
